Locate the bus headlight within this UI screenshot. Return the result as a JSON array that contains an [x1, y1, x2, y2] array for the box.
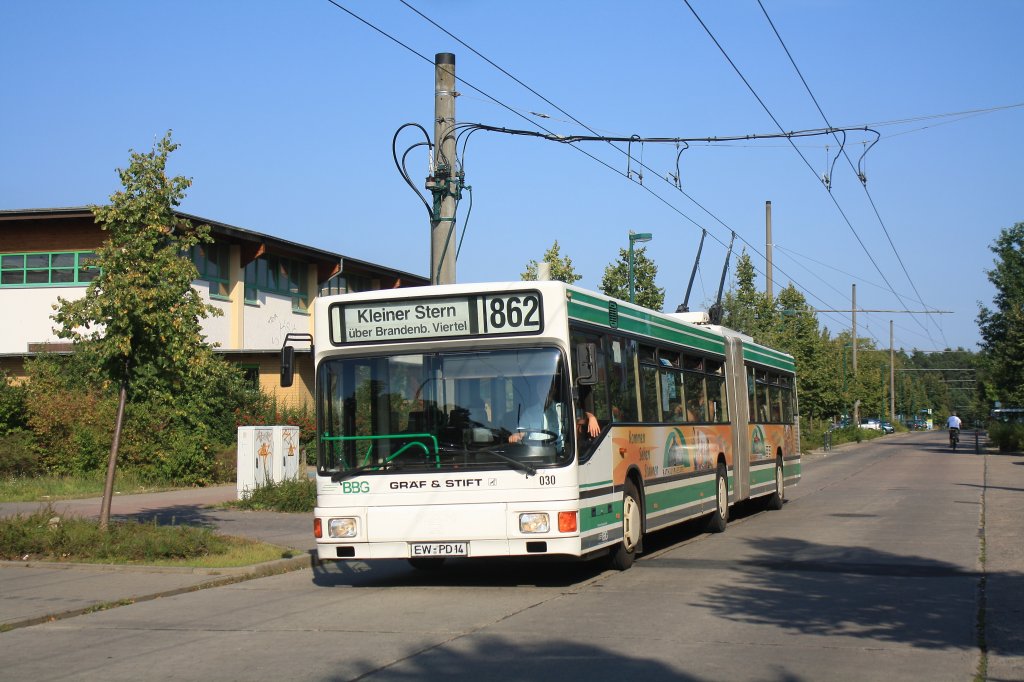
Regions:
[[519, 513, 550, 534], [328, 517, 358, 539]]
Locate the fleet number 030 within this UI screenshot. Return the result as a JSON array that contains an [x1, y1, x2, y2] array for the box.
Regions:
[[487, 295, 540, 330]]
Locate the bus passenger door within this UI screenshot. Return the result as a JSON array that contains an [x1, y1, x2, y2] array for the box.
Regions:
[[725, 337, 750, 501]]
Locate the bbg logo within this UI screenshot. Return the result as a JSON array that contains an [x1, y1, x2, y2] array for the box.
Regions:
[[340, 481, 370, 494]]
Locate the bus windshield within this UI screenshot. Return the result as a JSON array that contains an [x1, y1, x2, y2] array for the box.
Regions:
[[317, 347, 573, 475]]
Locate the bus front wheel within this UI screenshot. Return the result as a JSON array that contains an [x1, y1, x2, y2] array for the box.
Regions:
[[609, 480, 642, 571], [706, 464, 729, 532]]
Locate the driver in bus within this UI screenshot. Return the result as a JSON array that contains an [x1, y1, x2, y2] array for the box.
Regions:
[[508, 377, 564, 444]]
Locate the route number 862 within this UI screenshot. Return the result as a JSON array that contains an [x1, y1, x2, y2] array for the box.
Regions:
[[487, 294, 541, 331]]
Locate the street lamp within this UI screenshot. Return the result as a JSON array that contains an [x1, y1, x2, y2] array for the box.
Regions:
[[628, 230, 653, 304]]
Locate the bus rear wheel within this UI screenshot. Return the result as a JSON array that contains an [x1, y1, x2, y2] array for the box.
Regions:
[[609, 480, 642, 571], [766, 458, 784, 511], [706, 463, 729, 533]]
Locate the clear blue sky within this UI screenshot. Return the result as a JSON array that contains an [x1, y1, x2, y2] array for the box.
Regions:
[[2, 1, 1021, 353]]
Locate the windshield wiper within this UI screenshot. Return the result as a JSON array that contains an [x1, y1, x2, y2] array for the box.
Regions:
[[476, 448, 536, 477], [331, 460, 403, 482], [435, 444, 536, 477]]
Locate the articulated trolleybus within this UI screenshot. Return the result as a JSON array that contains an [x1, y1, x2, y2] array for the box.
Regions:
[[282, 281, 800, 570]]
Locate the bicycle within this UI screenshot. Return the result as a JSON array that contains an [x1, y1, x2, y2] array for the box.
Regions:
[[949, 427, 959, 451]]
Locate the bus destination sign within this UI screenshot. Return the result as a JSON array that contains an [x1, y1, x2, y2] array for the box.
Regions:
[[330, 292, 543, 345]]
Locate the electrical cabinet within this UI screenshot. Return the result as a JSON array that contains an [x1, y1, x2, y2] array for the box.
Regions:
[[236, 426, 302, 499]]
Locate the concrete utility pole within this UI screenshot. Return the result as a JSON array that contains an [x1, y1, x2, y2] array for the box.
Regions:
[[890, 320, 896, 423], [765, 200, 773, 299], [852, 283, 859, 426], [431, 52, 457, 285]]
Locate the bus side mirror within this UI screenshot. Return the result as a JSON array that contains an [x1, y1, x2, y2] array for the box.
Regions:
[[280, 346, 295, 388], [575, 342, 598, 386]]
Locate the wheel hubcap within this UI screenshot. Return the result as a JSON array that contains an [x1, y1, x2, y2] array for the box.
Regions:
[[717, 475, 727, 518], [622, 495, 640, 551]]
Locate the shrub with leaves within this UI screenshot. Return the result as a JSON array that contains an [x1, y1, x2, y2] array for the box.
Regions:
[[0, 371, 27, 435], [989, 421, 1024, 453]]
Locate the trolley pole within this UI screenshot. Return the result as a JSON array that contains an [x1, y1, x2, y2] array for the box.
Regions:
[[430, 52, 457, 285], [765, 200, 773, 300]]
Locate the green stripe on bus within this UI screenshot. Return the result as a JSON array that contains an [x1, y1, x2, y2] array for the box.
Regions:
[[580, 480, 613, 489], [750, 467, 777, 486], [645, 479, 716, 512], [580, 500, 622, 532], [567, 299, 725, 354], [743, 346, 796, 372]]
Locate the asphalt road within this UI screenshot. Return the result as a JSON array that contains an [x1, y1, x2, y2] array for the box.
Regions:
[[1, 430, 1016, 681]]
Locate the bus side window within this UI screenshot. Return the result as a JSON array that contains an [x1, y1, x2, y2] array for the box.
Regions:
[[769, 384, 783, 423], [662, 369, 684, 422], [706, 374, 728, 423], [684, 371, 706, 422], [747, 366, 757, 423], [605, 336, 638, 422], [757, 382, 770, 423], [571, 328, 611, 427], [640, 364, 660, 422], [782, 386, 794, 423]]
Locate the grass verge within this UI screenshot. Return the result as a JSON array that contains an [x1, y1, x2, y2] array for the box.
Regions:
[[0, 470, 182, 503], [0, 507, 295, 568]]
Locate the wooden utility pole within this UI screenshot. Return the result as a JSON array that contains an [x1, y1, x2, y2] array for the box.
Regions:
[[431, 52, 457, 285], [765, 200, 773, 299]]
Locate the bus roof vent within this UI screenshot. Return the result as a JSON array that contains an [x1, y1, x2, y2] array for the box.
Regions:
[[608, 301, 619, 328]]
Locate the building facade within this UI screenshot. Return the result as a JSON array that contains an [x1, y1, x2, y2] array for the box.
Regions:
[[0, 207, 428, 405]]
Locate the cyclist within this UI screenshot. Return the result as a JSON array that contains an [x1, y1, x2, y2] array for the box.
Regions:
[[947, 412, 962, 449]]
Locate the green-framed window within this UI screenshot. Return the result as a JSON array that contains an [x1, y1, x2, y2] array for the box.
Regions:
[[238, 364, 260, 389], [0, 251, 99, 287], [243, 255, 309, 312], [320, 274, 347, 296], [189, 244, 230, 298]]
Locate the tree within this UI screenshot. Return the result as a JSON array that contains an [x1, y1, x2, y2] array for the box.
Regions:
[[977, 222, 1024, 407], [599, 246, 665, 311], [521, 240, 582, 284], [52, 131, 227, 528], [720, 251, 774, 338]]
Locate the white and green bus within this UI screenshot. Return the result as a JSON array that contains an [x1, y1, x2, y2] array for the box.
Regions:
[[282, 281, 800, 570]]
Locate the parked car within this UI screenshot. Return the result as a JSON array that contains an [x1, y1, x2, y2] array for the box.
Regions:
[[861, 419, 895, 434], [829, 418, 851, 431]]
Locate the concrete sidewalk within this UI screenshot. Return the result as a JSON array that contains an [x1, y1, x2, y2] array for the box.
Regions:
[[981, 447, 1024, 682], [1, 485, 316, 630]]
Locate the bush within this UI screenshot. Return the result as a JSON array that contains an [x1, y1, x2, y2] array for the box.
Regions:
[[801, 424, 883, 453], [235, 393, 316, 465], [24, 354, 114, 476], [0, 430, 41, 477], [211, 446, 237, 484], [22, 352, 259, 485], [235, 477, 316, 513], [989, 422, 1024, 453], [0, 371, 27, 434]]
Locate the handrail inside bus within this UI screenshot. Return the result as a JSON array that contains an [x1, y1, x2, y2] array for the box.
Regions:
[[321, 433, 441, 469]]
